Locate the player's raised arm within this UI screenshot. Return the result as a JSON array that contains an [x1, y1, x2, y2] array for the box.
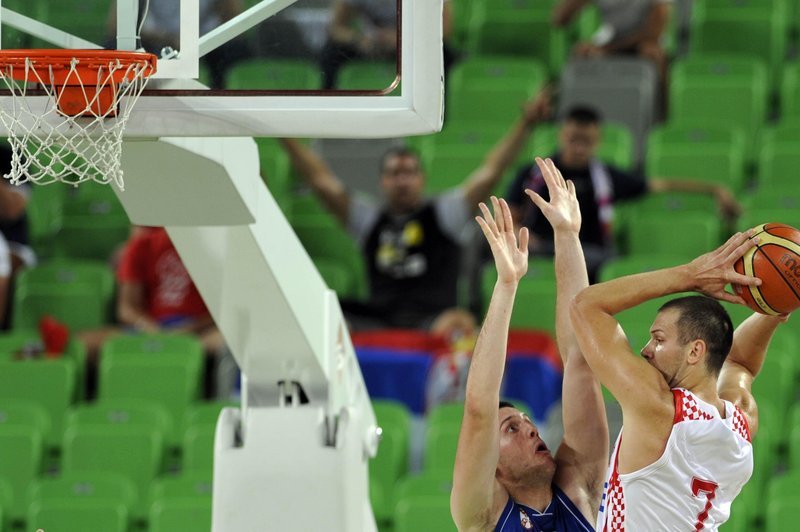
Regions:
[[451, 197, 529, 531], [569, 231, 761, 464], [525, 157, 608, 517], [718, 312, 789, 438]]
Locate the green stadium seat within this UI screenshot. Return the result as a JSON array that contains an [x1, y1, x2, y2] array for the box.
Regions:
[[182, 401, 238, 435], [757, 122, 800, 188], [338, 61, 398, 92], [255, 137, 293, 214], [737, 208, 800, 233], [394, 493, 457, 532], [0, 425, 43, 524], [61, 423, 164, 518], [291, 215, 368, 300], [370, 400, 411, 524], [55, 187, 130, 261], [26, 185, 65, 260], [149, 472, 213, 504], [779, 63, 800, 117], [149, 496, 212, 532], [481, 263, 557, 334], [224, 58, 321, 90], [65, 400, 172, 464], [646, 122, 748, 191], [314, 257, 360, 300], [690, 0, 789, 84], [668, 55, 769, 158], [182, 424, 216, 473], [468, 0, 567, 77], [448, 56, 548, 97], [0, 358, 76, 454], [423, 420, 461, 473], [15, 259, 116, 326], [27, 499, 128, 532], [99, 335, 205, 447], [625, 211, 722, 257], [12, 280, 112, 332], [27, 471, 137, 528], [37, 0, 111, 45]]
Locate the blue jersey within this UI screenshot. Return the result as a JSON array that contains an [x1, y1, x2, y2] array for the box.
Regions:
[[495, 484, 595, 532]]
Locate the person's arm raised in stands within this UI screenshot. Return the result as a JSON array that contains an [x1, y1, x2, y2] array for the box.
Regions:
[[279, 138, 350, 225]]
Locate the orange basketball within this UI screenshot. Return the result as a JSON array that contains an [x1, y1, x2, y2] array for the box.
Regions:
[[733, 223, 800, 315]]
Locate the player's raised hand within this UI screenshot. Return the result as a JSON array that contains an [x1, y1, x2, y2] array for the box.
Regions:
[[476, 196, 529, 285], [687, 230, 761, 304], [524, 157, 581, 234]]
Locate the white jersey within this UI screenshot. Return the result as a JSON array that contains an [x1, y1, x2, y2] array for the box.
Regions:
[[597, 388, 753, 531]]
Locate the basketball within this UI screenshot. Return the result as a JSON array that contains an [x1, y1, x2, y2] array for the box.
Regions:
[[733, 223, 800, 315]]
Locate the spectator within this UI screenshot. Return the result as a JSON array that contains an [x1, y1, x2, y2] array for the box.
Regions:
[[281, 91, 551, 335], [106, 0, 251, 88], [506, 104, 741, 282], [319, 0, 456, 89], [79, 226, 237, 399], [553, 0, 671, 74], [0, 143, 35, 328]]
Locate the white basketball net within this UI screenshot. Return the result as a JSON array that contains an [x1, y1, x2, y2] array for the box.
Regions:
[[0, 56, 155, 190]]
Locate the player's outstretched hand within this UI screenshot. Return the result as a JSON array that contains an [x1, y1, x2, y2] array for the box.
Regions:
[[476, 196, 529, 285], [524, 157, 581, 234]]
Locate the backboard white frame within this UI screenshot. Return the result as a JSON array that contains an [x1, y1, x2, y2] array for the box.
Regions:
[[0, 0, 445, 138]]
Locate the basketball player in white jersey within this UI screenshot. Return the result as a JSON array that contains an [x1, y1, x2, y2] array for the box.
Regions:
[[570, 226, 789, 529]]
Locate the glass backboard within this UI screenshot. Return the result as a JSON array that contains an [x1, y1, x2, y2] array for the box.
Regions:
[[0, 0, 443, 138]]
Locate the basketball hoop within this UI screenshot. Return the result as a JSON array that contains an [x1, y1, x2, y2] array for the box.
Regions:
[[0, 49, 157, 189]]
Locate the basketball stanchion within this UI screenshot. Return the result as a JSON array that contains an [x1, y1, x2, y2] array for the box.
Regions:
[[0, 49, 157, 189]]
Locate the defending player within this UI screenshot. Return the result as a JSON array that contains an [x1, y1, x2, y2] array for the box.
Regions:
[[451, 157, 607, 531]]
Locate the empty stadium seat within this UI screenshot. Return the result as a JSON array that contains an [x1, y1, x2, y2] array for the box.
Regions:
[[149, 496, 212, 532], [468, 0, 567, 77], [338, 61, 398, 92], [690, 0, 789, 84], [225, 58, 320, 90], [61, 423, 164, 519], [27, 499, 128, 532], [646, 122, 748, 191], [669, 55, 768, 158], [0, 425, 43, 524]]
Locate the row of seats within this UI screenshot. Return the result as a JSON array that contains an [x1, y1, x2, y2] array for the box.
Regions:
[[0, 394, 226, 531]]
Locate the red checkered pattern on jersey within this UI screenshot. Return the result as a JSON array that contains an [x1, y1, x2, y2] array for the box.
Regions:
[[605, 466, 626, 532], [675, 389, 714, 422], [732, 406, 752, 442]]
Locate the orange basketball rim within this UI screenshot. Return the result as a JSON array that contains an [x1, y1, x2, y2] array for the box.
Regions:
[[0, 49, 157, 117]]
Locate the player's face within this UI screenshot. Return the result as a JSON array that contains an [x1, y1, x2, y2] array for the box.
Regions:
[[381, 154, 425, 213], [496, 407, 555, 485], [558, 121, 601, 168], [641, 308, 691, 387]]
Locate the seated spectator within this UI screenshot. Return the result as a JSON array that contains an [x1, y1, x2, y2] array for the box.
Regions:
[[281, 90, 552, 335], [553, 0, 671, 74], [0, 143, 35, 328], [506, 104, 741, 282], [106, 0, 251, 88], [79, 226, 237, 399], [319, 0, 456, 89]]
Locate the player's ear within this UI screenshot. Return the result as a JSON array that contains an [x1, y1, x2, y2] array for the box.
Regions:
[[687, 339, 706, 365]]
